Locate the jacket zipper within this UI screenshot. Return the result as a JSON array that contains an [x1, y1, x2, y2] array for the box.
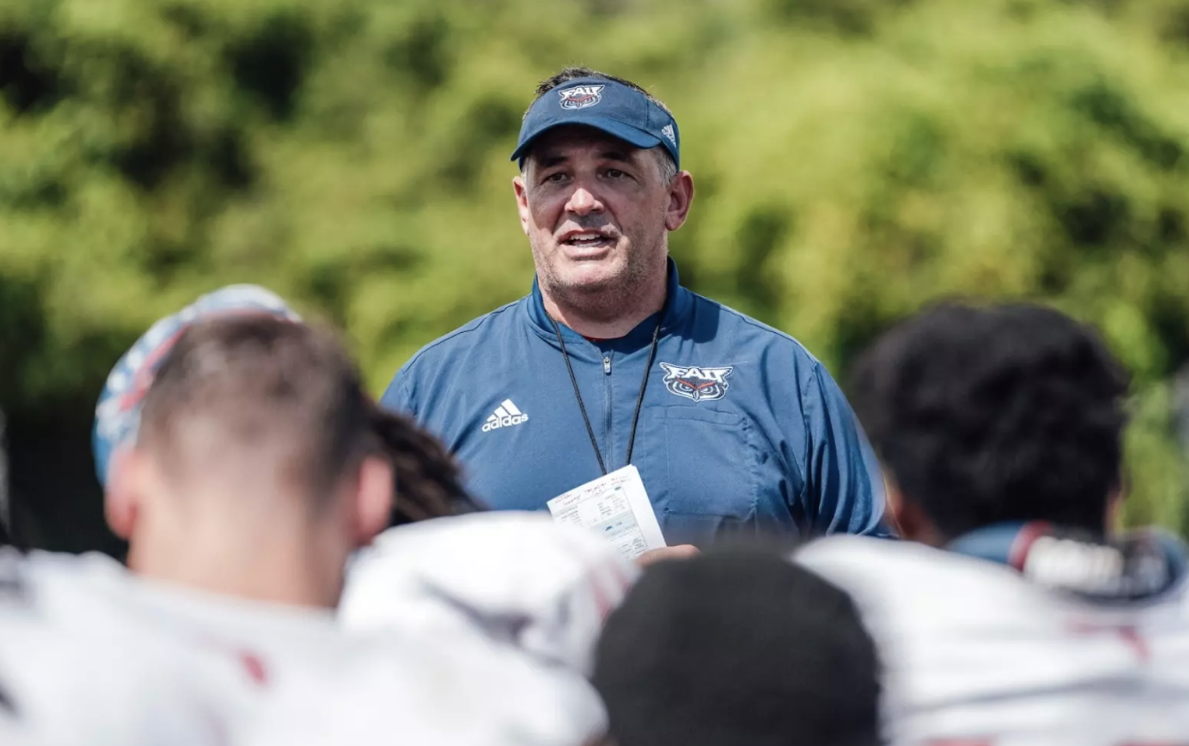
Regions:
[[603, 354, 613, 471]]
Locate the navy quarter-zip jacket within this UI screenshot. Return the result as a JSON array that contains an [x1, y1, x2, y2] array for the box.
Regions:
[[381, 260, 889, 546]]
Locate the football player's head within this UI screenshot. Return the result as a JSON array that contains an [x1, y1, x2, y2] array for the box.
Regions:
[[93, 285, 302, 491], [592, 548, 881, 746], [848, 301, 1129, 545], [107, 314, 392, 607]]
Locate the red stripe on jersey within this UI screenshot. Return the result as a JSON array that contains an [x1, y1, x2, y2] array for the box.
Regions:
[[238, 650, 269, 686], [1007, 521, 1052, 571]]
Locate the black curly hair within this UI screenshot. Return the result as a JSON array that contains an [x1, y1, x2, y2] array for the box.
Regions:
[[371, 410, 484, 526], [848, 301, 1129, 540]]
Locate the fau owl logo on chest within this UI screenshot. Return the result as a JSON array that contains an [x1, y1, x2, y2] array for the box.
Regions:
[[659, 363, 734, 403]]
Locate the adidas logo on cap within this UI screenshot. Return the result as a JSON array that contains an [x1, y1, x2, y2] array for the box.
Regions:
[[482, 399, 529, 432]]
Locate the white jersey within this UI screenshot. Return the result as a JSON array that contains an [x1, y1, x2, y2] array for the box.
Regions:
[[0, 550, 231, 746], [0, 578, 220, 746], [340, 512, 639, 675], [797, 534, 1189, 746], [0, 548, 608, 746], [246, 634, 605, 746]]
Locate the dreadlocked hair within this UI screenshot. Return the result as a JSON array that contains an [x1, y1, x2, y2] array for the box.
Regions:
[[371, 409, 485, 526]]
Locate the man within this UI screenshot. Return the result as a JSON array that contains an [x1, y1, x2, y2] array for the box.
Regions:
[[797, 302, 1189, 744], [1, 291, 610, 745], [1, 288, 309, 746], [103, 287, 636, 728], [382, 67, 887, 547], [591, 548, 882, 746], [4, 305, 394, 744]]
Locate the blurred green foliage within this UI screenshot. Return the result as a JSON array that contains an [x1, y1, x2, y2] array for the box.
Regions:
[[3, 0, 1189, 548]]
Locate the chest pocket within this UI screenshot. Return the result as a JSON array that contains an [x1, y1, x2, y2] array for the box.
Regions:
[[659, 406, 759, 547]]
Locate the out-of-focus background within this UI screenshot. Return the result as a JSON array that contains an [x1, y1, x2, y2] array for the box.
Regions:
[[3, 0, 1189, 553]]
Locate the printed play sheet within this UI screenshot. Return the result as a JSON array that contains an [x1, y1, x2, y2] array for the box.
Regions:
[[546, 465, 667, 561]]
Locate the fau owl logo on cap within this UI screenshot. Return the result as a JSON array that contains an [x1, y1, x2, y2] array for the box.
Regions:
[[558, 84, 605, 110], [659, 363, 734, 403]]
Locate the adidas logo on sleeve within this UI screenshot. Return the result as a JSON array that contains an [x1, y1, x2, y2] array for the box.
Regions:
[[482, 399, 529, 432]]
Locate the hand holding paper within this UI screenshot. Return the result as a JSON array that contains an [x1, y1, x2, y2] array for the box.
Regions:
[[636, 544, 700, 567]]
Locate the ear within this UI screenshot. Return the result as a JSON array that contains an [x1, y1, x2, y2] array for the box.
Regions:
[[664, 171, 695, 232], [351, 455, 395, 548], [882, 474, 944, 547], [513, 174, 531, 236], [1105, 484, 1126, 534], [104, 446, 144, 541]]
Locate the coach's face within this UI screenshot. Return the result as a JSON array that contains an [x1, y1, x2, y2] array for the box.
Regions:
[[513, 126, 693, 305]]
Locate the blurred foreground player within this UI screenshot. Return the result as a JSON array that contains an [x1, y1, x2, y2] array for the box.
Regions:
[[2, 296, 609, 745], [798, 302, 1189, 745], [109, 316, 393, 608], [2, 309, 394, 745], [591, 549, 881, 746], [0, 287, 306, 745], [97, 286, 638, 712]]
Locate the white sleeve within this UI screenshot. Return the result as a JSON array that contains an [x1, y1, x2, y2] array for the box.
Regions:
[[340, 512, 639, 674]]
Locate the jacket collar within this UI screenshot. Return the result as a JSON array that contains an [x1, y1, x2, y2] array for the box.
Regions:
[[524, 257, 693, 355], [947, 521, 1189, 603]]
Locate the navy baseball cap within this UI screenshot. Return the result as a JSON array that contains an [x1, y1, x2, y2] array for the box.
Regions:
[[510, 76, 680, 170]]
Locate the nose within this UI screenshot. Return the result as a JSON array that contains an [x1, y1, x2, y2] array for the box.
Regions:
[[565, 185, 604, 216]]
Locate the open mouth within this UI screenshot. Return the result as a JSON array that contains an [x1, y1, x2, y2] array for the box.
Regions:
[[562, 232, 614, 250]]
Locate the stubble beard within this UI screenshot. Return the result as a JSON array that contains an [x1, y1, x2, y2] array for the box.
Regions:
[[533, 233, 667, 325]]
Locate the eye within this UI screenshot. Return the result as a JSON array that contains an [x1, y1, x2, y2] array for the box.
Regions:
[[543, 171, 568, 184], [605, 168, 628, 179]]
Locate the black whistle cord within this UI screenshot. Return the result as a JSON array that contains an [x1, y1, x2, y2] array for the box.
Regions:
[[549, 294, 667, 475]]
